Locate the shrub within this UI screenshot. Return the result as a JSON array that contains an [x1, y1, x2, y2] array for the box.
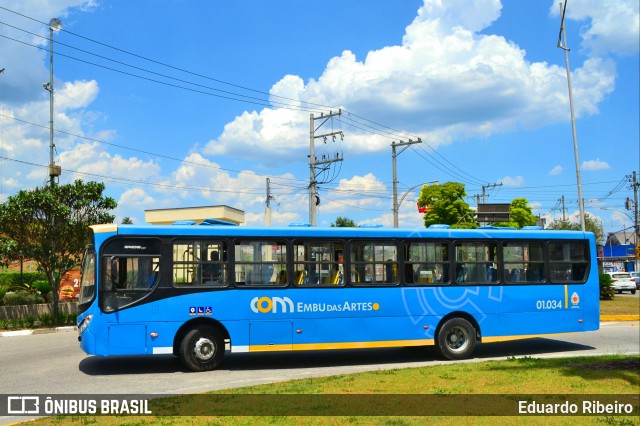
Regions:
[[0, 272, 47, 288], [32, 280, 51, 295], [599, 273, 615, 300], [3, 290, 45, 306], [59, 311, 78, 325], [39, 313, 53, 327], [21, 316, 36, 328]]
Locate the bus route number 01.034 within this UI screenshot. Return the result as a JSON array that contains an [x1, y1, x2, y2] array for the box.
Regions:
[[536, 299, 563, 310]]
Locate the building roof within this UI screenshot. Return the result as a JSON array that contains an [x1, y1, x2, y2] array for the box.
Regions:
[[605, 231, 637, 246], [144, 205, 244, 225]]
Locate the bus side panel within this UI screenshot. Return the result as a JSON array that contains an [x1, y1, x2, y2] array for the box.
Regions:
[[107, 324, 147, 355], [400, 286, 503, 338], [289, 316, 434, 349], [489, 284, 595, 337]]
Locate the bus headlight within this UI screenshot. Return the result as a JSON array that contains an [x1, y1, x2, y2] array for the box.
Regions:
[[78, 314, 92, 334]]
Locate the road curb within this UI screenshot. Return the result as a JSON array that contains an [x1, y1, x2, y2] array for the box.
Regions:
[[600, 315, 640, 322], [0, 326, 75, 337]]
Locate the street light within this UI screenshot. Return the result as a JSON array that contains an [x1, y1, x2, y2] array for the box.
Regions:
[[557, 1, 586, 231], [45, 18, 62, 186], [395, 181, 438, 228]]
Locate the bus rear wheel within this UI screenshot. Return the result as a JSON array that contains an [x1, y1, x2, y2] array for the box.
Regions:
[[436, 318, 476, 360], [179, 326, 224, 372]]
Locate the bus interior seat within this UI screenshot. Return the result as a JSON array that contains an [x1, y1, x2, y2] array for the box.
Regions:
[[295, 270, 307, 285]]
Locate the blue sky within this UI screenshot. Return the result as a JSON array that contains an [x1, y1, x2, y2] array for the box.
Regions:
[[0, 0, 638, 240]]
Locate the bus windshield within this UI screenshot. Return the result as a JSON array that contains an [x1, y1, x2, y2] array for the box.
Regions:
[[100, 255, 160, 312], [78, 250, 96, 309]]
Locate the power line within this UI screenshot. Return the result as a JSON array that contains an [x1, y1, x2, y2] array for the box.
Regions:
[[0, 7, 433, 143], [0, 154, 268, 195], [0, 7, 337, 112], [0, 112, 310, 186]]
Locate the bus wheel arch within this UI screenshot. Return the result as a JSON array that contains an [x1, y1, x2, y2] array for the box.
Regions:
[[435, 313, 480, 361], [174, 319, 229, 372]]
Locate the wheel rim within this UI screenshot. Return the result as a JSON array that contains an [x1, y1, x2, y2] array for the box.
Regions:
[[445, 325, 470, 353], [193, 336, 216, 361]]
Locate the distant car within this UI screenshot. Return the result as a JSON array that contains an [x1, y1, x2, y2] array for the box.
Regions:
[[606, 272, 637, 294], [630, 271, 640, 290]]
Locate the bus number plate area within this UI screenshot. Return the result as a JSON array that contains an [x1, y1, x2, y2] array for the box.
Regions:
[[536, 299, 563, 310]]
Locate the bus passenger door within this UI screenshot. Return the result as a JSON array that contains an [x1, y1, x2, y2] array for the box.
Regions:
[[249, 321, 293, 351]]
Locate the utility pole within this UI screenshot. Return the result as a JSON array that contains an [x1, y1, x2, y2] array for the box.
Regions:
[[309, 110, 343, 226], [558, 1, 586, 231], [628, 171, 639, 251], [265, 177, 274, 226], [562, 195, 566, 222], [45, 18, 62, 187], [481, 182, 503, 203], [391, 138, 422, 228]]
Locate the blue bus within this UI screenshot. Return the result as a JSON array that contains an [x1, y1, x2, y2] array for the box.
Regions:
[[77, 223, 599, 371]]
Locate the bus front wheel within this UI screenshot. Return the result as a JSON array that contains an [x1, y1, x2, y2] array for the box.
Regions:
[[436, 318, 476, 360], [179, 326, 224, 372]]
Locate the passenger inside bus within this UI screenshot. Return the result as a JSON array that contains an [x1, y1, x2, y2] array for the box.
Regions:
[[202, 251, 222, 283]]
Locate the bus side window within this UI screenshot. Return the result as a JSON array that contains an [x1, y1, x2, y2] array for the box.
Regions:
[[549, 241, 588, 283], [405, 241, 449, 286], [293, 240, 344, 287]]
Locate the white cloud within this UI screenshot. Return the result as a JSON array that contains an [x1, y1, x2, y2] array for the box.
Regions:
[[581, 158, 609, 171], [0, 1, 98, 105], [336, 173, 386, 193], [1, 0, 635, 225], [116, 187, 155, 221], [1, 78, 111, 187], [500, 176, 524, 186], [550, 0, 640, 56], [56, 80, 99, 110], [202, 0, 621, 161], [549, 165, 563, 175]]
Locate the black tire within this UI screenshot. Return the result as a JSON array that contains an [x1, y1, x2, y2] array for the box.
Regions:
[[179, 326, 225, 372], [436, 318, 476, 360], [631, 290, 636, 295]]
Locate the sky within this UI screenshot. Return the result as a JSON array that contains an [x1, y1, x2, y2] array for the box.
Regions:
[[0, 0, 638, 240]]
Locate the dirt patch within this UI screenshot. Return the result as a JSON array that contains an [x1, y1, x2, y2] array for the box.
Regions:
[[568, 358, 640, 370]]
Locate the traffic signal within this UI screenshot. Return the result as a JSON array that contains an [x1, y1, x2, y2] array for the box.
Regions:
[[636, 244, 640, 258]]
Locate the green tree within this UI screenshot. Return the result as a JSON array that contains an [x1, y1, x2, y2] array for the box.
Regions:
[[121, 216, 133, 224], [493, 198, 537, 229], [0, 180, 116, 321], [417, 182, 477, 229], [546, 213, 604, 244], [331, 216, 357, 227]]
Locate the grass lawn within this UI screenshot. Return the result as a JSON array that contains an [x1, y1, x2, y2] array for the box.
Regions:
[[26, 355, 639, 426], [600, 295, 640, 316]]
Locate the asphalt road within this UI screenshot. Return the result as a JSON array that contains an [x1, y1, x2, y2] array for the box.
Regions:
[[0, 321, 638, 397], [0, 320, 638, 424]]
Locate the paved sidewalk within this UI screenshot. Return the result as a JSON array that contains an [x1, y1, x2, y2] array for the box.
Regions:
[[0, 325, 75, 337]]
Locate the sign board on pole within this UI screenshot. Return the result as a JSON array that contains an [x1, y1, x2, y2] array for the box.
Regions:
[[476, 203, 511, 223]]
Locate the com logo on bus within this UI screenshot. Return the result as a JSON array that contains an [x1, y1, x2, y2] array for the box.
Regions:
[[251, 296, 294, 313]]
